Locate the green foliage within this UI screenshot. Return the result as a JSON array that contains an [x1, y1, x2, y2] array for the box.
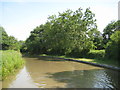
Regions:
[[86, 50, 105, 59], [0, 50, 24, 80], [8, 36, 20, 50], [20, 41, 28, 53], [26, 24, 46, 54], [103, 20, 120, 48], [26, 8, 119, 61], [105, 31, 120, 60], [92, 31, 104, 50], [26, 8, 99, 56], [0, 26, 21, 50], [0, 26, 9, 50]]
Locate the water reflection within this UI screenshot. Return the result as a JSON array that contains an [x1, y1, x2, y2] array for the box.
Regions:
[[2, 66, 38, 88], [2, 57, 120, 88], [25, 57, 120, 88], [2, 67, 23, 88], [47, 69, 120, 88]]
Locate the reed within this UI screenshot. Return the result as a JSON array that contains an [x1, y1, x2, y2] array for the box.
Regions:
[[0, 50, 24, 80]]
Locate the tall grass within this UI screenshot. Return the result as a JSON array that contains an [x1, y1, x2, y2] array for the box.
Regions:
[[0, 50, 24, 80]]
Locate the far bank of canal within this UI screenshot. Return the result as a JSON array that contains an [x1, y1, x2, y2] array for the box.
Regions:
[[2, 57, 120, 88]]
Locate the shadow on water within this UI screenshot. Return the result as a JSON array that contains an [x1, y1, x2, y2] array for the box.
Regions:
[[37, 57, 67, 62], [47, 69, 120, 88], [24, 57, 120, 88], [3, 57, 120, 88], [24, 56, 66, 62]]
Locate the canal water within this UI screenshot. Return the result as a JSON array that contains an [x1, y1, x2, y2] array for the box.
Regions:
[[2, 57, 120, 88]]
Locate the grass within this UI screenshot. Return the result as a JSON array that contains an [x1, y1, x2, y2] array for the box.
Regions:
[[68, 58, 119, 67], [0, 50, 25, 80], [39, 52, 119, 68]]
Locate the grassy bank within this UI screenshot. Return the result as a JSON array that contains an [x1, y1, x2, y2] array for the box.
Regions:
[[39, 50, 119, 68], [0, 50, 25, 80], [40, 54, 119, 67]]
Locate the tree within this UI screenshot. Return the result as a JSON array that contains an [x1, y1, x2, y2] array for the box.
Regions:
[[8, 36, 20, 50], [19, 40, 27, 53], [26, 8, 99, 57], [103, 20, 120, 48], [0, 26, 9, 50], [45, 8, 98, 56], [0, 26, 20, 50], [105, 31, 120, 60], [92, 31, 104, 50], [26, 24, 46, 54]]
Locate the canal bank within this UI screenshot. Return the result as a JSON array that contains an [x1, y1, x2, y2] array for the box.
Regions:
[[37, 55, 120, 71]]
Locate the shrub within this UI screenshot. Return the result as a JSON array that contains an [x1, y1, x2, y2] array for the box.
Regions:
[[66, 48, 90, 58], [105, 31, 120, 60], [0, 50, 24, 80], [86, 50, 105, 59]]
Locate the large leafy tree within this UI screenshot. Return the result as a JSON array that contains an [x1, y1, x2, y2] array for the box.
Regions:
[[26, 8, 99, 57], [44, 8, 98, 56], [26, 24, 46, 54]]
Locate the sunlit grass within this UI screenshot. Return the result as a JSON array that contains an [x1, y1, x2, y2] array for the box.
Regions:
[[39, 54, 119, 67], [0, 50, 25, 80], [68, 57, 119, 67]]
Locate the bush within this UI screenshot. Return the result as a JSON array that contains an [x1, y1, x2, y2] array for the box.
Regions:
[[105, 31, 120, 60], [0, 50, 24, 80], [86, 50, 105, 59], [66, 48, 90, 58]]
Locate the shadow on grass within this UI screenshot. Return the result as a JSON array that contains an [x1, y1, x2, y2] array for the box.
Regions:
[[89, 58, 120, 67], [47, 69, 120, 88]]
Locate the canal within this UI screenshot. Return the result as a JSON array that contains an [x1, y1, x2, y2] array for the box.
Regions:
[[2, 57, 120, 88]]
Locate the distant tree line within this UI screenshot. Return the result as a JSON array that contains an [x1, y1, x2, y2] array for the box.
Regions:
[[0, 26, 24, 51], [26, 8, 101, 56], [25, 8, 120, 60], [1, 7, 120, 60]]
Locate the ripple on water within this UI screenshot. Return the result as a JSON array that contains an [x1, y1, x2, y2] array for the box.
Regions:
[[2, 57, 120, 88]]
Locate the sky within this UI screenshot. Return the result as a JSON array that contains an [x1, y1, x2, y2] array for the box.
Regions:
[[0, 0, 119, 41]]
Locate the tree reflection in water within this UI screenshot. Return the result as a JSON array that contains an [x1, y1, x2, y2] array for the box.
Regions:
[[47, 69, 120, 88], [25, 57, 120, 88]]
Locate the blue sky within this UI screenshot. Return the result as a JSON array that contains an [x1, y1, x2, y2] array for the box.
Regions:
[[0, 0, 119, 40]]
